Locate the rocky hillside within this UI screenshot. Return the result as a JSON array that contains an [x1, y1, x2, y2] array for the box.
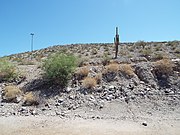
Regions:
[[0, 40, 180, 118]]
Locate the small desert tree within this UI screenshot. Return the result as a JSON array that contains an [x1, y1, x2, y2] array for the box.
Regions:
[[42, 53, 77, 87], [0, 58, 18, 82]]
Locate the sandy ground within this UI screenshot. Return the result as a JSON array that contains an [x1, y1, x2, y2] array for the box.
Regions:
[[0, 116, 180, 135]]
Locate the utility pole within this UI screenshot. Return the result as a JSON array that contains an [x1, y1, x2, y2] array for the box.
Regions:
[[114, 27, 120, 59], [30, 33, 34, 52], [30, 33, 34, 60]]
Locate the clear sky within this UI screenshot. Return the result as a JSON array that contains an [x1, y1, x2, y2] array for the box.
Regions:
[[0, 0, 180, 56]]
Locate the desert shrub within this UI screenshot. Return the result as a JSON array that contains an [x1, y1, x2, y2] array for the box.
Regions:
[[128, 45, 135, 52], [23, 92, 39, 106], [102, 63, 119, 82], [75, 67, 89, 80], [154, 45, 163, 51], [82, 77, 97, 89], [77, 58, 89, 67], [154, 58, 173, 77], [95, 73, 102, 84], [2, 85, 22, 102], [102, 52, 111, 66], [139, 48, 152, 57], [59, 48, 68, 54], [105, 63, 119, 73], [135, 40, 146, 49], [0, 58, 18, 82], [119, 50, 129, 56], [119, 64, 134, 78], [168, 40, 179, 49], [91, 48, 98, 55], [152, 53, 169, 61], [104, 45, 109, 52], [42, 53, 77, 87], [174, 48, 180, 53], [174, 53, 180, 58], [18, 59, 35, 65]]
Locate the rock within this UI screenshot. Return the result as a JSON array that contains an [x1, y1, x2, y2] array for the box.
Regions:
[[66, 87, 72, 93], [61, 112, 66, 117], [20, 107, 27, 111], [19, 107, 28, 115], [50, 112, 56, 116], [91, 116, 95, 119], [69, 95, 75, 100], [73, 106, 77, 110], [145, 87, 150, 91], [130, 57, 148, 63], [128, 84, 134, 90], [30, 110, 37, 115], [125, 97, 130, 103], [142, 121, 147, 126], [109, 85, 115, 90], [99, 104, 104, 109], [58, 98, 64, 103], [134, 64, 156, 87], [103, 72, 117, 82], [55, 103, 61, 106], [140, 81, 145, 84], [45, 103, 50, 108], [16, 96, 22, 103], [130, 95, 135, 100], [55, 111, 61, 115], [89, 95, 95, 102], [42, 108, 46, 111], [106, 95, 114, 101]]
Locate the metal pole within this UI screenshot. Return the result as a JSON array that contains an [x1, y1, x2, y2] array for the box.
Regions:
[[30, 33, 34, 52], [30, 33, 34, 60]]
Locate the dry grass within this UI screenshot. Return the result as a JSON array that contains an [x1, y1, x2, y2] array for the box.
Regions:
[[95, 73, 102, 84], [75, 67, 89, 80], [77, 58, 89, 67], [105, 63, 119, 73], [154, 58, 174, 77], [23, 92, 39, 106], [3, 85, 21, 102], [152, 53, 169, 61], [82, 77, 97, 89], [119, 64, 134, 77]]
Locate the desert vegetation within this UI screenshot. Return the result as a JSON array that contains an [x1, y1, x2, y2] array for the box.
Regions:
[[153, 58, 174, 78], [82, 77, 97, 89], [42, 53, 78, 87], [0, 41, 179, 120], [0, 58, 18, 82]]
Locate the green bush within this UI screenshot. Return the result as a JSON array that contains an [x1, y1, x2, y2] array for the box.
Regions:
[[42, 53, 77, 87], [135, 40, 146, 49], [0, 58, 18, 82], [102, 52, 111, 66]]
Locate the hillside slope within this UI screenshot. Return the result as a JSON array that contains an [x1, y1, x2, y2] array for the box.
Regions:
[[0, 41, 180, 134]]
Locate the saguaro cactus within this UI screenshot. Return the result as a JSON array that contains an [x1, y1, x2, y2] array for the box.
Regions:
[[114, 27, 120, 59]]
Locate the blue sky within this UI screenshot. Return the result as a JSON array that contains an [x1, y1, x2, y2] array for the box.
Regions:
[[0, 0, 180, 56]]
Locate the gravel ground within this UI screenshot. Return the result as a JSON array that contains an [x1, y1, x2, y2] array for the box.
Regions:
[[0, 115, 180, 135]]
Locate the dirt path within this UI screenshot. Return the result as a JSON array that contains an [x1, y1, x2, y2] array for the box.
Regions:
[[0, 116, 180, 135]]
